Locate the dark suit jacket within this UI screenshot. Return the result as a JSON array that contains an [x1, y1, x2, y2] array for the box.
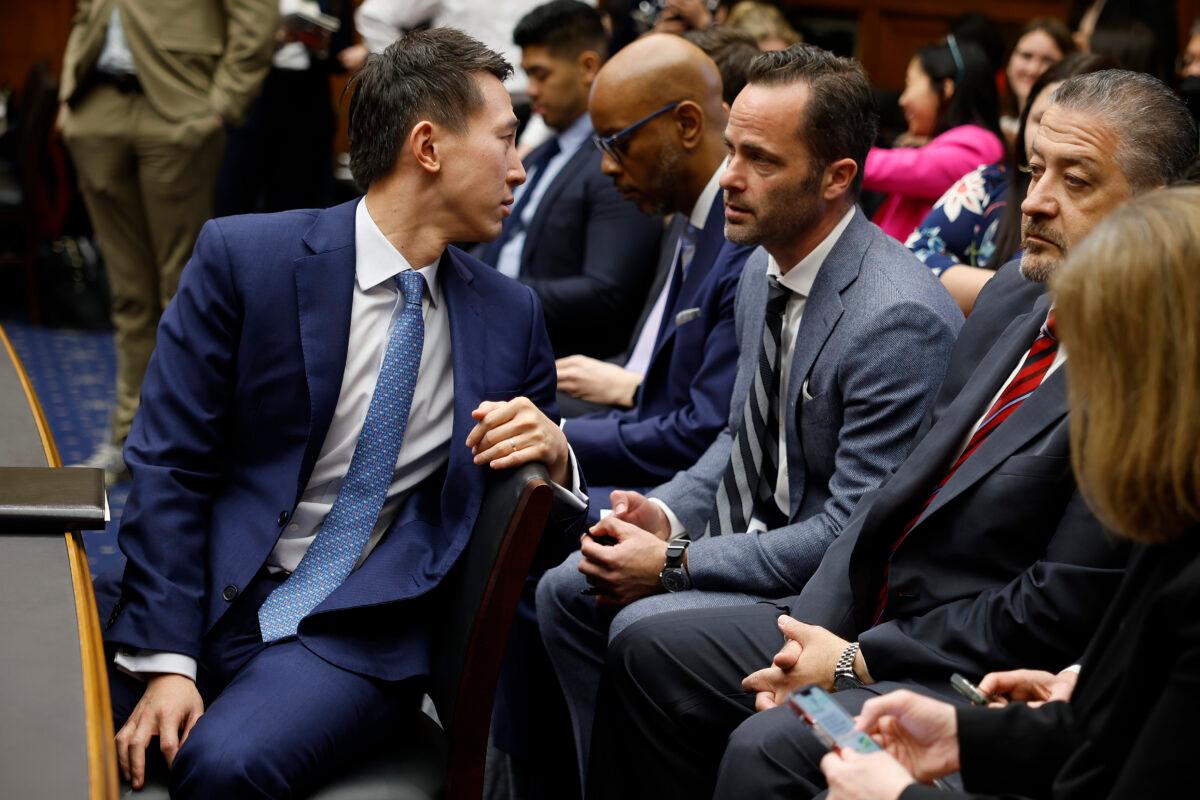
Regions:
[[903, 535, 1200, 800], [790, 262, 1129, 684], [565, 195, 755, 488], [107, 198, 586, 682], [516, 138, 663, 359], [60, 0, 277, 124]]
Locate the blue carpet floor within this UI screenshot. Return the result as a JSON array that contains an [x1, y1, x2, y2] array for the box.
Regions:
[[4, 320, 126, 578]]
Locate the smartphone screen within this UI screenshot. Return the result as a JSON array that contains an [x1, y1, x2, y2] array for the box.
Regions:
[[950, 673, 991, 706], [788, 685, 880, 754]]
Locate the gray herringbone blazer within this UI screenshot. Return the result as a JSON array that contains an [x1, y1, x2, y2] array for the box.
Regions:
[[650, 207, 962, 596]]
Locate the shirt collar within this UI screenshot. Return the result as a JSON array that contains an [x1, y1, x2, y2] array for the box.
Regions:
[[689, 158, 727, 230], [556, 113, 594, 157], [355, 198, 440, 307], [766, 206, 856, 298]]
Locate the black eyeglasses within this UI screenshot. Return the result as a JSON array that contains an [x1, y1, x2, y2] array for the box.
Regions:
[[592, 101, 680, 164]]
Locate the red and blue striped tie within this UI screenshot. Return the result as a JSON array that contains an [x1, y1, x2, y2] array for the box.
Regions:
[[873, 312, 1058, 624]]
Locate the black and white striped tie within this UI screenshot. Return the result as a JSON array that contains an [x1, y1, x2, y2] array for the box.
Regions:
[[706, 276, 791, 536]]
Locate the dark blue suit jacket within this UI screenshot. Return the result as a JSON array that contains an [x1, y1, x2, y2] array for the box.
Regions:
[[108, 198, 585, 681], [565, 195, 754, 488], [516, 139, 663, 359]]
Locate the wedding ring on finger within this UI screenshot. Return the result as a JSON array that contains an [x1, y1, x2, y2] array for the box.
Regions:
[[509, 438, 518, 453]]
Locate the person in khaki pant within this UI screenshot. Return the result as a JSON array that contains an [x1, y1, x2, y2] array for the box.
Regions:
[[60, 0, 276, 482]]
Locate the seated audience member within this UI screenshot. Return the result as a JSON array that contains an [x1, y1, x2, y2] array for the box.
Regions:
[[822, 185, 1200, 800], [586, 69, 1198, 800], [684, 26, 762, 105], [908, 54, 1110, 314], [1071, 0, 1178, 83], [999, 18, 1074, 142], [556, 34, 755, 508], [539, 43, 963, 781], [864, 37, 1005, 242], [476, 0, 663, 359], [724, 1, 804, 51], [92, 30, 588, 797]]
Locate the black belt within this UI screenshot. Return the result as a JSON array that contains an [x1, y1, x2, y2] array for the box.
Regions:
[[93, 71, 142, 94]]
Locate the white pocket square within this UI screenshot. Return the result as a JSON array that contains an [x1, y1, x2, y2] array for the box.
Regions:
[[801, 378, 813, 402], [675, 307, 701, 326]]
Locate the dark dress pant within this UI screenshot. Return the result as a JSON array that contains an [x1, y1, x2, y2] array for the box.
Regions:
[[94, 567, 420, 799], [586, 601, 962, 800]]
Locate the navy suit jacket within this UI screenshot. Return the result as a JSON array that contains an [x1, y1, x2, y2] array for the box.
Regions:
[[516, 139, 663, 359], [108, 198, 586, 681], [565, 194, 755, 488]]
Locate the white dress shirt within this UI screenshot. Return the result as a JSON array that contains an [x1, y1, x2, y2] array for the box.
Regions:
[[354, 0, 546, 98], [96, 8, 138, 76], [117, 198, 588, 680], [624, 160, 726, 377], [496, 113, 594, 279], [653, 206, 856, 538]]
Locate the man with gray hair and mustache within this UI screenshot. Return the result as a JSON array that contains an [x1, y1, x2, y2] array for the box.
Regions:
[[585, 68, 1197, 800]]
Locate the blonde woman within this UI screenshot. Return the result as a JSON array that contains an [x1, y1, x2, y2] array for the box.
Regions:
[[819, 185, 1200, 799]]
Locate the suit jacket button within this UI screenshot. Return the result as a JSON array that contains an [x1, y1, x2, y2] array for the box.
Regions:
[[277, 510, 289, 526], [222, 585, 239, 602]]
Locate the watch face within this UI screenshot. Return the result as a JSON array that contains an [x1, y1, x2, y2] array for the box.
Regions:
[[662, 569, 689, 593]]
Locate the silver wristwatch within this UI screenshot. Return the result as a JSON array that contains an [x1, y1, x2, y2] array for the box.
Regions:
[[833, 641, 861, 691]]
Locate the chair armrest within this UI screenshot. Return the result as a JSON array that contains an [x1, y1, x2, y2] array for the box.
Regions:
[[0, 466, 106, 532]]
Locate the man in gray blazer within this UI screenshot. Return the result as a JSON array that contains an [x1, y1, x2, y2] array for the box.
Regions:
[[535, 44, 962, 780]]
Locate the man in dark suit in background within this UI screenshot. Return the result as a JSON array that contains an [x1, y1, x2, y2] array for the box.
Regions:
[[587, 69, 1198, 800], [560, 34, 755, 512], [538, 44, 963, 785], [93, 30, 588, 797], [59, 0, 277, 484], [477, 0, 662, 359]]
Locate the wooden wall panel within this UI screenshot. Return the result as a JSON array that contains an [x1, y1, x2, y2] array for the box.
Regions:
[[1, 0, 75, 96]]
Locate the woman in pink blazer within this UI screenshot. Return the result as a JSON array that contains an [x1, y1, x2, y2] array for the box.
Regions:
[[866, 36, 1005, 242]]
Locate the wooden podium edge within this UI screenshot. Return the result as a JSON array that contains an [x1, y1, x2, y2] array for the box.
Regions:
[[0, 325, 119, 800]]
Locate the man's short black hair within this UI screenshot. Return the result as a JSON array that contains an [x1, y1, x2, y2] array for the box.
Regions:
[[347, 27, 512, 189], [746, 44, 879, 198], [684, 27, 760, 105], [514, 0, 608, 59]]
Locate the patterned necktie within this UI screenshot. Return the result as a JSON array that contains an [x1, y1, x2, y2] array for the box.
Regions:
[[872, 312, 1058, 624], [258, 271, 427, 642], [478, 137, 562, 266], [706, 276, 791, 536]]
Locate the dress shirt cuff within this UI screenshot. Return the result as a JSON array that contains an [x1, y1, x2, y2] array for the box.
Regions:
[[1061, 663, 1082, 675], [648, 498, 686, 539], [114, 649, 198, 682], [564, 443, 587, 504]]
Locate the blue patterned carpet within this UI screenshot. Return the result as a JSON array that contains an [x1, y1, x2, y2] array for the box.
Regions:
[[4, 320, 126, 578]]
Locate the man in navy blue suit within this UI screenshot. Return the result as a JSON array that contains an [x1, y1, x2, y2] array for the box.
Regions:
[[94, 29, 588, 798], [477, 0, 663, 360], [558, 33, 755, 513]]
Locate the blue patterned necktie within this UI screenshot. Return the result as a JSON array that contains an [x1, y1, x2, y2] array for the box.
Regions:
[[258, 270, 427, 642]]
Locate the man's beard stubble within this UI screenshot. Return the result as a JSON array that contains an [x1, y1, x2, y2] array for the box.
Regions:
[[724, 167, 824, 249], [1019, 218, 1069, 283]]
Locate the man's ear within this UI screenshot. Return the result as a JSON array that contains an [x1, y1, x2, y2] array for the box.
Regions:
[[579, 50, 602, 86], [823, 157, 858, 201], [675, 100, 705, 150], [409, 120, 440, 174]]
